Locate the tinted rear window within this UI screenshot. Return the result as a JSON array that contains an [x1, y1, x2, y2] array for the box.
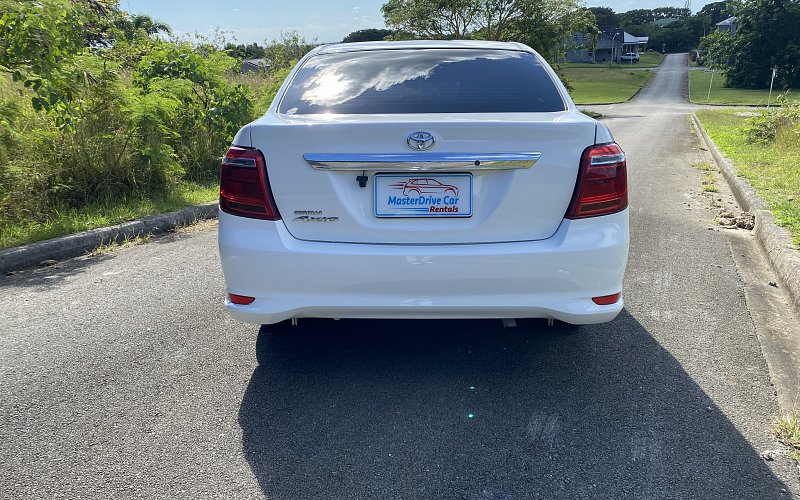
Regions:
[[278, 48, 566, 114]]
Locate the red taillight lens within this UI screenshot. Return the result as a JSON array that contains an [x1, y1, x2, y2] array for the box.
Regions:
[[566, 143, 627, 219], [228, 293, 255, 305], [592, 293, 621, 305], [220, 146, 280, 220]]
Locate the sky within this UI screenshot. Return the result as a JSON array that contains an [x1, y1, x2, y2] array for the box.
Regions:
[[124, 0, 715, 45]]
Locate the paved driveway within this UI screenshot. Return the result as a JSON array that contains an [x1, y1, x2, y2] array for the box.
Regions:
[[1, 54, 798, 499]]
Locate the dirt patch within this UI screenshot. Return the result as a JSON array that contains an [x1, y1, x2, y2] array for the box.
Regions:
[[718, 209, 755, 230]]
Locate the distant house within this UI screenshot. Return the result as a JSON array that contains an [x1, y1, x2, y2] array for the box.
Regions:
[[716, 16, 738, 35], [241, 58, 269, 73], [565, 28, 648, 63]]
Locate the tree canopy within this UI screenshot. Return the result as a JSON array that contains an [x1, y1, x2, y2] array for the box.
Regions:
[[588, 6, 618, 27], [342, 28, 395, 43], [698, 1, 734, 24], [724, 0, 800, 89], [381, 0, 594, 61]]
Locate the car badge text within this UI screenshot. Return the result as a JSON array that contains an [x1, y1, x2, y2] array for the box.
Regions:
[[407, 131, 435, 151]]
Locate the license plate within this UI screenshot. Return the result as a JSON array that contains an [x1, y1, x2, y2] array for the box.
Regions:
[[374, 173, 472, 218]]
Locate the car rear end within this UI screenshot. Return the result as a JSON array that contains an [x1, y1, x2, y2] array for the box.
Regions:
[[218, 41, 629, 325]]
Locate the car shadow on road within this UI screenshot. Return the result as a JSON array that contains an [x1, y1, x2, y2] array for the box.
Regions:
[[238, 311, 790, 499]]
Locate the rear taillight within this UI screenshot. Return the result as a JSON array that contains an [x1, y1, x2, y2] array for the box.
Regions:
[[566, 143, 627, 219], [220, 146, 280, 220]]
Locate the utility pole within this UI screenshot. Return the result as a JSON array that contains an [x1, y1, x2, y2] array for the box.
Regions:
[[610, 32, 619, 68]]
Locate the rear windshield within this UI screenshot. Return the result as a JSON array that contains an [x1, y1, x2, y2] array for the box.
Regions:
[[278, 48, 566, 114]]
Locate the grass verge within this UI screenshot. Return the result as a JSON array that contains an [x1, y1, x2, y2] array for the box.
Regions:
[[0, 183, 218, 250], [695, 109, 800, 245], [562, 52, 664, 69], [774, 413, 800, 461], [562, 67, 652, 104], [637, 52, 665, 66], [690, 70, 797, 105]]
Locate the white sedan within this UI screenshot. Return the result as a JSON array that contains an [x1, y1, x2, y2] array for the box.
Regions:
[[218, 40, 629, 326]]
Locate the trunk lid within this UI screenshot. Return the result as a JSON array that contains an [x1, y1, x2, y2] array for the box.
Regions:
[[249, 112, 596, 244]]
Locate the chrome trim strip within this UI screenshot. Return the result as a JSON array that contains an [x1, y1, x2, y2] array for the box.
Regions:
[[303, 152, 541, 171]]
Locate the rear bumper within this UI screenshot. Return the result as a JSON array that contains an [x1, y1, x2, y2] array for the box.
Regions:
[[218, 209, 629, 325]]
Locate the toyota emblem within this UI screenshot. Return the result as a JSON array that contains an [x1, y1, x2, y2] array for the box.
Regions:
[[407, 131, 435, 151]]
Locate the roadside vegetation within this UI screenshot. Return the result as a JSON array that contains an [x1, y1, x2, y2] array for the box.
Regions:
[[774, 413, 800, 461], [0, 0, 296, 250], [695, 0, 798, 101], [690, 71, 797, 105], [562, 52, 664, 69], [561, 52, 662, 104], [564, 68, 651, 104], [637, 52, 665, 66], [697, 161, 718, 194], [696, 103, 800, 245]]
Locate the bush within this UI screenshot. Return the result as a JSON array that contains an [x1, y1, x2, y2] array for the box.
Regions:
[[133, 42, 253, 181], [745, 97, 800, 144], [0, 0, 301, 246]]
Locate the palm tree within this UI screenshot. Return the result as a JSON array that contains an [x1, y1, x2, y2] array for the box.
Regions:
[[117, 13, 172, 42]]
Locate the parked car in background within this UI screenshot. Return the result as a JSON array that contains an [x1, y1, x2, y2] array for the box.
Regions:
[[218, 40, 629, 328], [620, 52, 640, 63]]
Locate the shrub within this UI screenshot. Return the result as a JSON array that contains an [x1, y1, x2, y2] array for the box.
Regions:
[[134, 42, 253, 181], [745, 97, 800, 144]]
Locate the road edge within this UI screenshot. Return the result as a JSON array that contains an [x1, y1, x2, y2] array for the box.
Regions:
[[0, 202, 219, 275], [692, 113, 800, 315]]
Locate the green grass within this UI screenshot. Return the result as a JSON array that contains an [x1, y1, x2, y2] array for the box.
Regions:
[[562, 52, 664, 69], [637, 52, 665, 67], [690, 70, 797, 105], [774, 413, 800, 461], [0, 183, 218, 250], [696, 109, 800, 245], [562, 67, 652, 104]]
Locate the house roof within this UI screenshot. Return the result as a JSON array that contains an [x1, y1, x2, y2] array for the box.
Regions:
[[716, 16, 738, 26], [623, 32, 640, 44]]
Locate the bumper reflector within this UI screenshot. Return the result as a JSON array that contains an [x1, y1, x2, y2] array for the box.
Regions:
[[229, 293, 255, 305], [592, 293, 621, 305]]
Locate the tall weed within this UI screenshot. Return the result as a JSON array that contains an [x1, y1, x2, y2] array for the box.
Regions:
[[745, 96, 800, 144]]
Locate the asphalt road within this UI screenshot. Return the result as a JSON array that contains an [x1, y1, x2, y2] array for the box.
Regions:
[[2, 54, 799, 499]]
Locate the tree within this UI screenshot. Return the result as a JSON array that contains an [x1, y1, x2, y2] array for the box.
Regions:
[[726, 0, 800, 89], [342, 28, 395, 42], [588, 6, 618, 27], [116, 13, 172, 43], [501, 2, 595, 61], [225, 43, 266, 60], [648, 16, 708, 53], [262, 31, 317, 72], [698, 0, 734, 24], [652, 7, 691, 19], [0, 0, 90, 121], [381, 0, 594, 62], [618, 9, 655, 26], [698, 30, 734, 68], [381, 0, 479, 39]]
